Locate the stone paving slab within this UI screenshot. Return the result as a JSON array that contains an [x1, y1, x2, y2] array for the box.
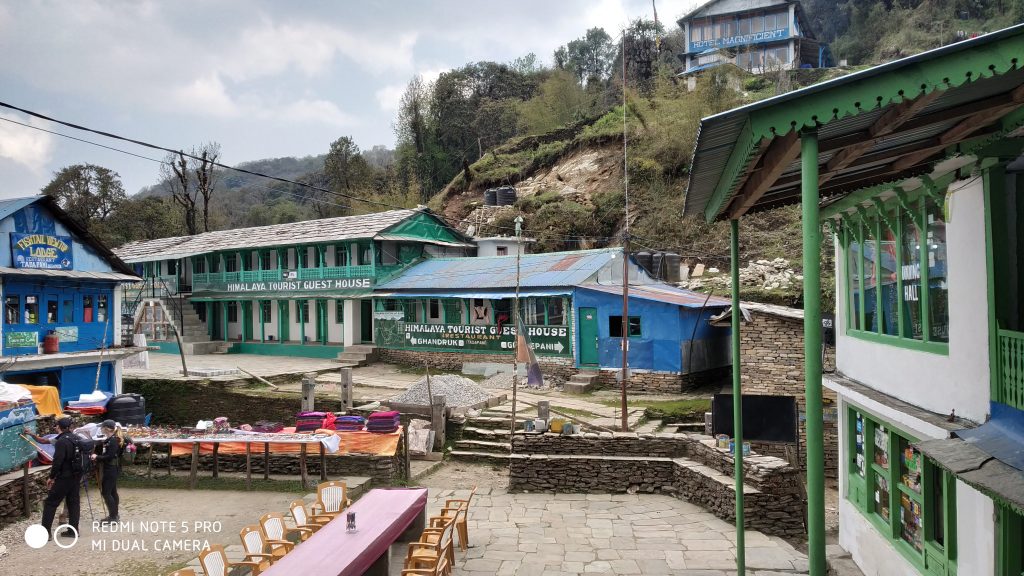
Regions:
[[126, 352, 342, 381], [388, 488, 809, 576]]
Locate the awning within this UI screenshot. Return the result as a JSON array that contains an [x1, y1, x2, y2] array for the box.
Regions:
[[0, 267, 140, 283], [374, 288, 572, 300], [374, 234, 475, 248], [917, 436, 1024, 514]]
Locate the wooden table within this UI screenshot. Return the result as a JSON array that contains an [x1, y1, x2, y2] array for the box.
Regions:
[[140, 436, 331, 488], [261, 488, 428, 576]]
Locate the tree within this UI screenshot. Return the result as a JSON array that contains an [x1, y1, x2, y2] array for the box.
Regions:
[[518, 69, 593, 134], [323, 136, 371, 215], [621, 18, 664, 96], [104, 196, 181, 245], [42, 164, 127, 230], [161, 142, 221, 234], [555, 28, 616, 87]]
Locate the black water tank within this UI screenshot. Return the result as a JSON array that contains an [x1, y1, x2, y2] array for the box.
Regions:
[[484, 188, 498, 206], [496, 186, 517, 206], [651, 252, 665, 280], [107, 393, 146, 426], [664, 253, 682, 283], [635, 252, 653, 275]]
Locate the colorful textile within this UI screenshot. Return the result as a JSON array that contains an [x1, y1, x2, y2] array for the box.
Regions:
[[17, 385, 62, 417], [253, 421, 284, 433], [169, 427, 403, 457]]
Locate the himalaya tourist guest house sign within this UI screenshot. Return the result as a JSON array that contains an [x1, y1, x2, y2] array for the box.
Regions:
[[195, 276, 374, 296], [10, 233, 74, 270], [374, 311, 572, 357]]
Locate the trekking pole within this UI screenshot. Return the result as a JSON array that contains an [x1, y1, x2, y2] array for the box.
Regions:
[[81, 475, 96, 523]]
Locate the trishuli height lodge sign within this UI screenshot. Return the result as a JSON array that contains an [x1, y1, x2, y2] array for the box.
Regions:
[[11, 233, 74, 270], [374, 312, 572, 357]]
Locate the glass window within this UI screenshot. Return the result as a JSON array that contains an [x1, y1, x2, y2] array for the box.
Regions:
[[853, 411, 866, 478], [97, 295, 108, 323], [879, 222, 900, 336], [874, 423, 890, 469], [24, 295, 39, 324], [609, 316, 641, 338], [46, 299, 58, 324], [494, 299, 513, 328], [193, 257, 206, 274], [874, 471, 891, 521], [335, 247, 349, 267], [167, 259, 178, 275], [336, 300, 345, 323], [224, 254, 237, 273], [496, 246, 508, 256], [261, 301, 272, 322], [752, 14, 764, 33], [5, 295, 19, 325], [847, 227, 862, 330], [547, 298, 565, 325], [525, 298, 545, 325], [361, 247, 373, 266], [62, 299, 74, 323], [299, 301, 309, 323], [926, 201, 949, 343], [901, 207, 924, 339], [83, 295, 94, 323], [428, 299, 442, 322], [227, 302, 238, 323], [739, 17, 750, 35]]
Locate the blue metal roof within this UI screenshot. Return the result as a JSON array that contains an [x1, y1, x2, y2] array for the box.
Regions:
[[378, 249, 619, 291], [0, 196, 42, 222]]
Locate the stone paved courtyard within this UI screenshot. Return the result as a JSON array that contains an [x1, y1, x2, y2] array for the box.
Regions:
[[389, 487, 810, 576]]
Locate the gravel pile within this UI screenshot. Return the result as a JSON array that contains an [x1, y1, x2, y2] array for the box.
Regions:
[[482, 371, 565, 390], [389, 374, 493, 407]]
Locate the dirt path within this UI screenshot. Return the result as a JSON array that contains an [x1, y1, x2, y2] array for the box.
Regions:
[[0, 487, 300, 575]]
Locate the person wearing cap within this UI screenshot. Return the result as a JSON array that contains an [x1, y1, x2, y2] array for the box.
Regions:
[[91, 419, 122, 523], [40, 417, 80, 538]]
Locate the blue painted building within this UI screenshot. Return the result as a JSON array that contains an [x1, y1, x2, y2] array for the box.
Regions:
[[374, 248, 731, 390], [0, 196, 141, 402]]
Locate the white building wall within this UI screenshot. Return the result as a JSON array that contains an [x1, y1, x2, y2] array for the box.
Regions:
[[835, 177, 990, 424], [261, 301, 278, 341], [831, 177, 997, 575], [329, 300, 344, 343]]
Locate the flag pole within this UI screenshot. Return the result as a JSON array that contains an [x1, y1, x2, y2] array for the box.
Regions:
[[510, 215, 525, 444], [619, 28, 631, 432]]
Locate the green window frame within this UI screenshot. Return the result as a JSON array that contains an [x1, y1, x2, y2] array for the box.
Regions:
[[846, 407, 957, 574], [227, 302, 238, 323], [4, 295, 19, 325], [997, 503, 1023, 576], [841, 194, 949, 355], [335, 300, 345, 324], [192, 257, 206, 274], [523, 297, 567, 326]]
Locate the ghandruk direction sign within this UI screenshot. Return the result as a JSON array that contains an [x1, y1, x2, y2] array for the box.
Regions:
[[689, 28, 789, 52], [374, 314, 572, 357], [10, 232, 74, 270], [193, 277, 373, 295]]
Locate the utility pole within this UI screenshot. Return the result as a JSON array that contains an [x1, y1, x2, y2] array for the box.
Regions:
[[510, 215, 524, 442], [619, 31, 631, 433]]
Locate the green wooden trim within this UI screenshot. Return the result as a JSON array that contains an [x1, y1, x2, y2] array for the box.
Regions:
[[821, 172, 959, 221], [895, 206, 905, 339], [705, 120, 757, 221], [844, 330, 949, 355], [228, 342, 343, 359], [920, 199, 932, 342], [259, 300, 265, 343], [857, 219, 867, 332], [984, 165, 1007, 404], [222, 301, 228, 342]]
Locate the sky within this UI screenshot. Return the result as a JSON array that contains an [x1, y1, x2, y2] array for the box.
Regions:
[[0, 0, 698, 198]]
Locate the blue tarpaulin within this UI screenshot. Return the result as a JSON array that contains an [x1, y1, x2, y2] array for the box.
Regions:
[[955, 402, 1024, 471]]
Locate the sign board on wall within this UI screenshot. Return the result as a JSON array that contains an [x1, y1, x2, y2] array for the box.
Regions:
[[375, 314, 572, 357], [689, 28, 789, 52], [5, 331, 38, 348], [193, 278, 373, 296], [55, 326, 79, 343], [10, 233, 74, 270]]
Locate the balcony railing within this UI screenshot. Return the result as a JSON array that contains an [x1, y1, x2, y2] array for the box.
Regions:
[[191, 264, 406, 292], [997, 328, 1024, 410]]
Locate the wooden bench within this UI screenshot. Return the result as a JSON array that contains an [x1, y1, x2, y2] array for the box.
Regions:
[[261, 488, 428, 576]]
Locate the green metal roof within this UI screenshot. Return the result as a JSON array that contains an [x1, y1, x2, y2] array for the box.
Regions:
[[684, 23, 1024, 222]]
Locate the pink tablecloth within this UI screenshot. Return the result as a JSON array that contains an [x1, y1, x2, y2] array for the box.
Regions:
[[261, 488, 428, 576]]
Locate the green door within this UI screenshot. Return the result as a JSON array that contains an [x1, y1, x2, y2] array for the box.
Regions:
[[241, 302, 253, 341], [316, 300, 327, 344], [278, 301, 290, 342], [999, 504, 1024, 576], [360, 300, 373, 343], [578, 307, 599, 366]]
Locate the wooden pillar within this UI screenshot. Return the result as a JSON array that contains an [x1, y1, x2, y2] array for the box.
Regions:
[[245, 443, 252, 490], [189, 443, 200, 489], [264, 443, 270, 480]]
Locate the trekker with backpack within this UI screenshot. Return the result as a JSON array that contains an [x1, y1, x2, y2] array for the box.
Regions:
[[92, 420, 122, 523], [41, 417, 82, 539]]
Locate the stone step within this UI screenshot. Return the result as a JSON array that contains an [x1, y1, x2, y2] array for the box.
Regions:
[[453, 440, 511, 453], [461, 426, 512, 441], [563, 381, 594, 395], [448, 450, 512, 463], [569, 373, 599, 383], [344, 345, 377, 355], [337, 352, 370, 366], [465, 416, 530, 430]]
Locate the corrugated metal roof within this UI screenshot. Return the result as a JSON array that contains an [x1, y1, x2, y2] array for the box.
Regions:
[[375, 288, 572, 299], [577, 283, 731, 309], [378, 249, 620, 290], [114, 209, 429, 263], [684, 24, 1024, 221], [0, 197, 42, 222], [0, 267, 140, 282]]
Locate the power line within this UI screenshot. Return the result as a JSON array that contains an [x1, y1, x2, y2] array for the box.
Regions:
[[0, 103, 619, 244]]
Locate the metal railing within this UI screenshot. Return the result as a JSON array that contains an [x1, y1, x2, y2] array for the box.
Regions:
[[191, 264, 407, 290], [997, 328, 1024, 410]]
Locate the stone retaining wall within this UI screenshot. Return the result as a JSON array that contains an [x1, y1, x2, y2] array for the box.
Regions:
[[0, 466, 50, 528], [509, 432, 805, 539], [592, 365, 730, 393]]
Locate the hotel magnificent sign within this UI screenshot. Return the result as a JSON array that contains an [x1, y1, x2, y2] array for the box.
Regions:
[[689, 27, 789, 52]]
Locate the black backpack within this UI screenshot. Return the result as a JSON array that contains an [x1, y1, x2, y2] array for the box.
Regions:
[[67, 434, 96, 477]]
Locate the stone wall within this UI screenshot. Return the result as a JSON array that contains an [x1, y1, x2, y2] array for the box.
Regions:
[[739, 310, 839, 479], [593, 366, 730, 393], [509, 432, 805, 539], [0, 466, 50, 528]]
